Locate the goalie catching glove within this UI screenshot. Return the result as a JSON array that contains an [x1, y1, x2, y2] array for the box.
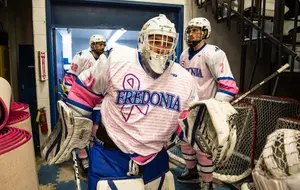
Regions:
[[41, 100, 93, 164], [178, 98, 238, 164], [252, 129, 300, 190]]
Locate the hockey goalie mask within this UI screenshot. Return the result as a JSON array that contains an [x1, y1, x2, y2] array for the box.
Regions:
[[185, 17, 211, 48], [138, 14, 178, 74]]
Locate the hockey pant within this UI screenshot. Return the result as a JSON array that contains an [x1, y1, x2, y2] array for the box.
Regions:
[[88, 140, 172, 190]]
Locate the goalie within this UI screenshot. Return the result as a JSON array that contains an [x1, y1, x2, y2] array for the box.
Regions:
[[64, 14, 198, 190], [42, 14, 238, 190]]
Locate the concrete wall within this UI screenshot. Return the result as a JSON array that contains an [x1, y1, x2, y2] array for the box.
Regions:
[[32, 0, 51, 146], [0, 0, 33, 100]]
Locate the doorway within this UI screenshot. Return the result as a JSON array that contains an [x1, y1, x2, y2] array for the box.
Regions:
[[47, 0, 184, 127]]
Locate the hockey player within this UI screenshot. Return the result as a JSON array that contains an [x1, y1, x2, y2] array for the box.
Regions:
[[177, 17, 239, 189], [63, 34, 107, 92], [63, 34, 107, 174], [66, 14, 198, 190]]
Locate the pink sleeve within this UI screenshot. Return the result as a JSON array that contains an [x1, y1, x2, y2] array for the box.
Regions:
[[209, 49, 239, 101]]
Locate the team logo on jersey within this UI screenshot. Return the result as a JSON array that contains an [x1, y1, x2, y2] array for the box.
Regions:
[[185, 67, 203, 78], [215, 46, 220, 52], [116, 73, 180, 121], [70, 63, 78, 72], [87, 60, 92, 69], [181, 60, 186, 67]]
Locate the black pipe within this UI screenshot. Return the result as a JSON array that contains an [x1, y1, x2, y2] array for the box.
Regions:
[[272, 75, 280, 96], [221, 6, 300, 61], [213, 0, 218, 20], [240, 0, 245, 41], [256, 0, 262, 55], [248, 44, 260, 90], [240, 45, 247, 91], [259, 0, 266, 58], [249, 0, 255, 46], [291, 0, 299, 72]]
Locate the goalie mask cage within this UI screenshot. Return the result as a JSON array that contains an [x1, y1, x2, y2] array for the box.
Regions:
[[236, 95, 300, 160], [168, 102, 258, 183]]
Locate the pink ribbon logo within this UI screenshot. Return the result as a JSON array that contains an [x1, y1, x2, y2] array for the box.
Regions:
[[121, 74, 149, 122]]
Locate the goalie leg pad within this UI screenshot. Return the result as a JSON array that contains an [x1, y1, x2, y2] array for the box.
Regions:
[[97, 171, 175, 190], [144, 171, 175, 190], [97, 178, 145, 190], [41, 100, 93, 164]]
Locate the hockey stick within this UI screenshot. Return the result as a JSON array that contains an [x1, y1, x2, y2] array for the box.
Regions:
[[166, 137, 180, 150], [72, 150, 81, 190], [231, 63, 290, 105], [58, 78, 81, 190], [167, 63, 290, 151]]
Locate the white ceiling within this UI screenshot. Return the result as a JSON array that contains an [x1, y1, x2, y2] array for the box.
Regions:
[[57, 28, 138, 41]]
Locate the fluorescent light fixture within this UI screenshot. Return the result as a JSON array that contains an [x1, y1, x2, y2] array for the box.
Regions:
[[107, 28, 127, 47]]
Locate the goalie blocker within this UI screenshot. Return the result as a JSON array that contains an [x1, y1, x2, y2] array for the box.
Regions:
[[178, 98, 238, 164], [41, 100, 93, 164]]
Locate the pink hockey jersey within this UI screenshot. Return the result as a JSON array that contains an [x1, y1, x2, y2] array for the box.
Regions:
[[180, 43, 239, 101], [66, 46, 197, 164], [63, 50, 107, 92]]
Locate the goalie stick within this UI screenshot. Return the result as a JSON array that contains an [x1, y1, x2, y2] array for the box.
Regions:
[[167, 63, 290, 151], [72, 150, 81, 190]]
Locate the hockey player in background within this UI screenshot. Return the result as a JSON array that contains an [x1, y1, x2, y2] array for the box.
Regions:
[[64, 34, 107, 92], [63, 34, 107, 174], [66, 14, 199, 190], [177, 17, 239, 190]]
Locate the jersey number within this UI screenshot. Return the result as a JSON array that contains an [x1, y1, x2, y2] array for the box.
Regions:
[[220, 63, 224, 73]]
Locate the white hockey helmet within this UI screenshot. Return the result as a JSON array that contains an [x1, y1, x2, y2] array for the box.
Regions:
[[138, 14, 178, 74], [185, 17, 211, 47], [89, 34, 106, 44]]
